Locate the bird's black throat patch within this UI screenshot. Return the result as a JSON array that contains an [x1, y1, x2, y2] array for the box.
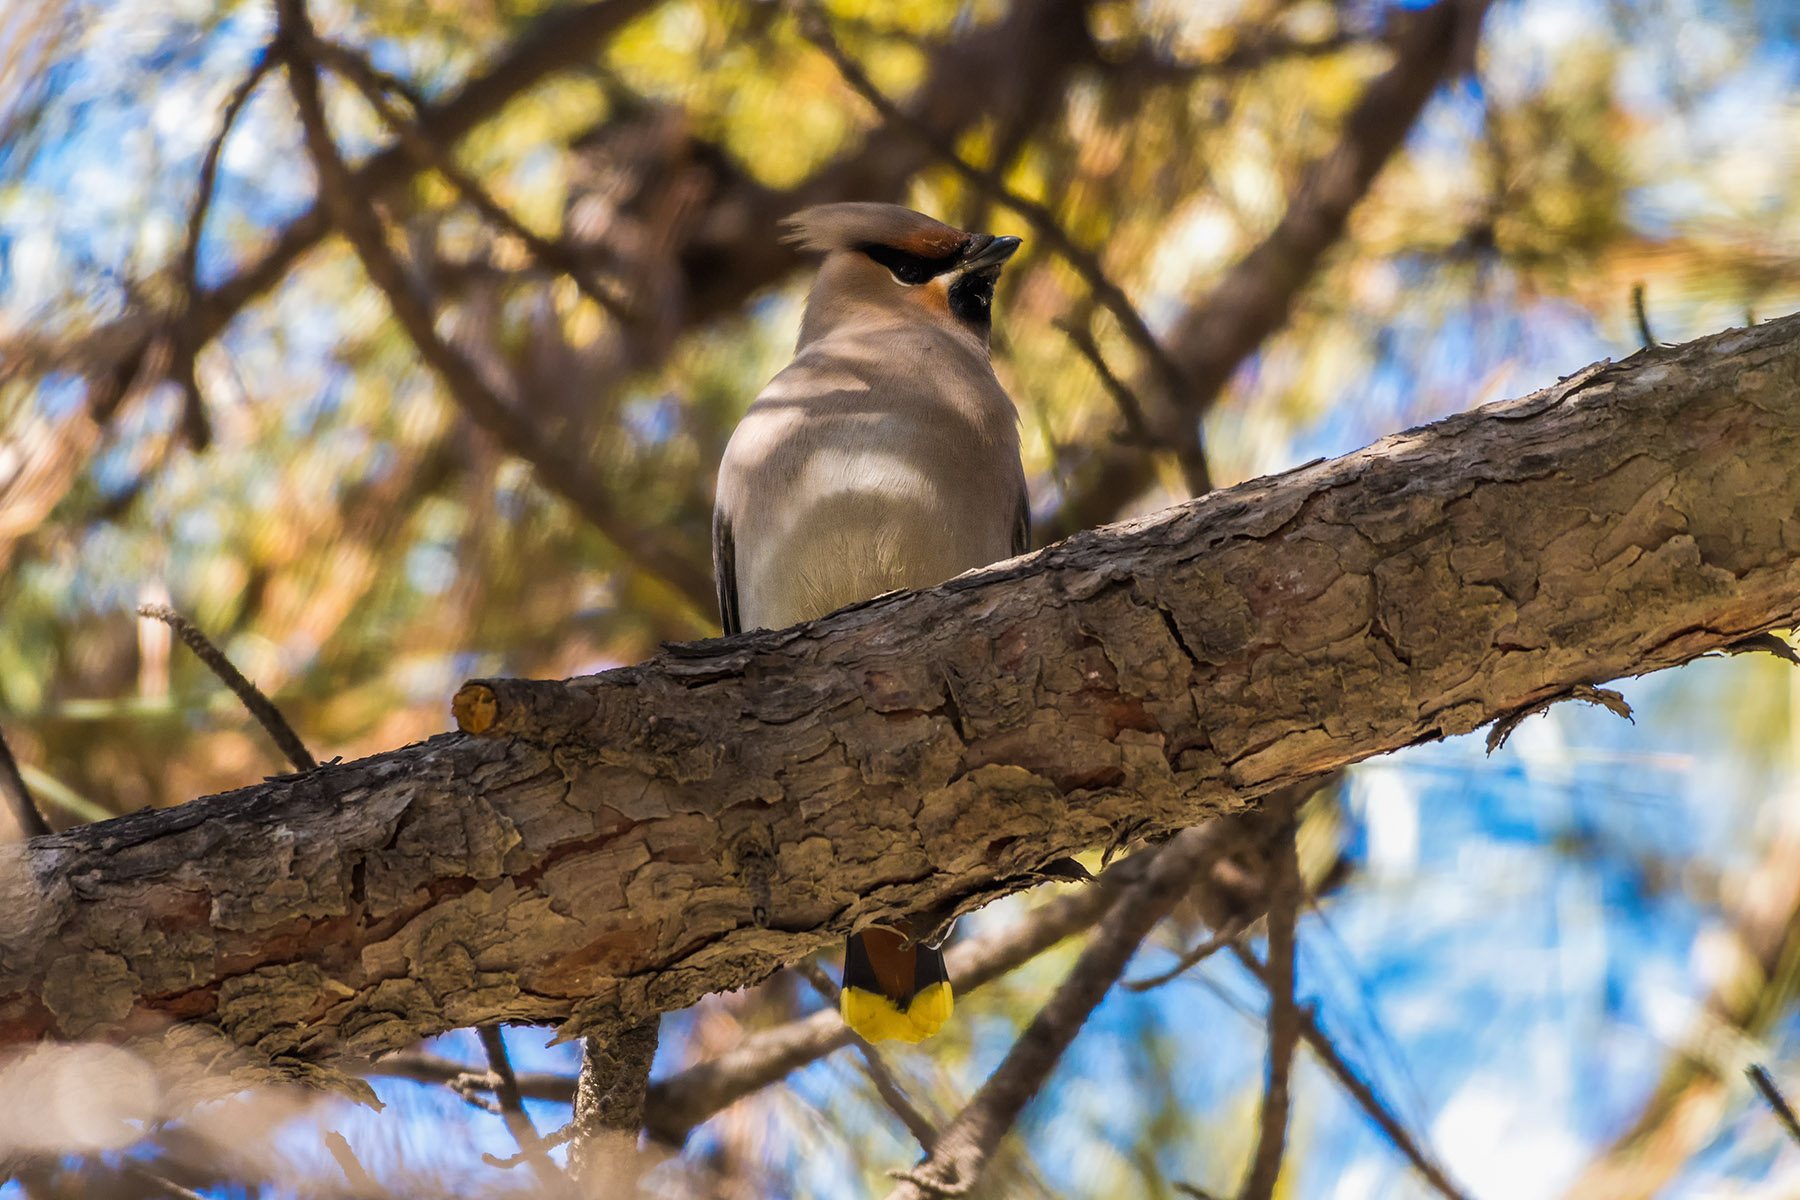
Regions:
[[947, 271, 996, 332]]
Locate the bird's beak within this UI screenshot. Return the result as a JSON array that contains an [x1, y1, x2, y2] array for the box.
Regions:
[[957, 234, 1023, 275]]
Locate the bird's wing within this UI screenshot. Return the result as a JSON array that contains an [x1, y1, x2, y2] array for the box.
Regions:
[[712, 507, 741, 636], [1011, 486, 1030, 558]]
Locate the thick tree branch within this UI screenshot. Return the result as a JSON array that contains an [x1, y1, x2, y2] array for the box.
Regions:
[[3, 317, 1799, 1086]]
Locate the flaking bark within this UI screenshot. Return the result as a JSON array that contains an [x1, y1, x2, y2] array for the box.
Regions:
[[3, 316, 1799, 1081]]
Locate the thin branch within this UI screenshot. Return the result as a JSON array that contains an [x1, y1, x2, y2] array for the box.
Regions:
[[1632, 282, 1656, 349], [136, 604, 315, 772], [1054, 314, 1155, 448], [307, 36, 636, 323], [796, 2, 1212, 496], [1123, 916, 1246, 992], [1236, 948, 1473, 1200], [120, 1160, 210, 1200], [170, 47, 274, 452], [0, 726, 51, 838], [1748, 1065, 1800, 1147], [1096, 29, 1360, 84], [885, 826, 1221, 1200], [1236, 797, 1301, 1200], [272, 9, 716, 613], [485, 1122, 581, 1168], [323, 1130, 382, 1197], [794, 961, 941, 1153], [367, 1051, 571, 1103], [475, 1024, 564, 1189]]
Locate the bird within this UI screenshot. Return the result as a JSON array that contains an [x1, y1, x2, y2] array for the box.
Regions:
[[711, 202, 1027, 1042]]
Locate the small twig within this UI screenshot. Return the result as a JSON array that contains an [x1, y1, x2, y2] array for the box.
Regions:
[[120, 1160, 210, 1200], [366, 1051, 572, 1103], [1236, 949, 1472, 1200], [475, 1024, 565, 1189], [324, 1130, 381, 1195], [135, 603, 315, 772], [1631, 282, 1656, 349], [451, 1070, 505, 1113], [1123, 917, 1246, 992], [794, 963, 941, 1153], [796, 3, 1210, 495], [1055, 315, 1155, 448], [484, 1120, 581, 1168], [1175, 1185, 1228, 1200], [170, 48, 274, 452], [1748, 1064, 1800, 1147], [1236, 797, 1302, 1200], [308, 36, 636, 323], [884, 826, 1220, 1200], [0, 726, 51, 838]]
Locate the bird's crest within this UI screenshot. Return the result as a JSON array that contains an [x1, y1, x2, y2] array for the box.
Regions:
[[783, 203, 970, 258]]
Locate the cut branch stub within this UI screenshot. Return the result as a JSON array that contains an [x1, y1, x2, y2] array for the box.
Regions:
[[4, 317, 1800, 1080]]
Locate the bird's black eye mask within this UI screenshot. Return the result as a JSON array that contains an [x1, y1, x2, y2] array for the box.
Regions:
[[857, 241, 965, 285]]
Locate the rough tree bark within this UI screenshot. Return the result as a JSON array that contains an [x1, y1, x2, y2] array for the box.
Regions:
[[2, 316, 1797, 1087]]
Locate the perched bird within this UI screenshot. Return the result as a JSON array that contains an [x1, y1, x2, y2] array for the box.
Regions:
[[712, 202, 1027, 1042]]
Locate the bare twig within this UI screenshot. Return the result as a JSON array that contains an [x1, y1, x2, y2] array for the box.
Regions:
[[486, 1121, 581, 1168], [1631, 282, 1656, 349], [1055, 315, 1155, 447], [170, 48, 274, 452], [1123, 917, 1246, 992], [1236, 798, 1301, 1200], [474, 1023, 564, 1189], [324, 1130, 382, 1196], [794, 962, 941, 1153], [136, 603, 315, 772], [1098, 29, 1359, 84], [1236, 949, 1473, 1200], [796, 3, 1212, 496], [1175, 1185, 1228, 1200], [120, 1160, 210, 1200], [884, 826, 1221, 1199], [273, 7, 716, 613], [308, 36, 636, 323], [0, 726, 51, 839], [1748, 1065, 1800, 1147]]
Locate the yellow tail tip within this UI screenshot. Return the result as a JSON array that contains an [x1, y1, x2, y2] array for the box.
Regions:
[[840, 981, 953, 1043]]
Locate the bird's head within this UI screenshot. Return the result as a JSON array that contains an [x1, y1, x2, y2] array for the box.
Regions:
[[783, 203, 1022, 351]]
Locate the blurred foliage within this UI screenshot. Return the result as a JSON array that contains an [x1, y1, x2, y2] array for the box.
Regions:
[[4, 0, 1800, 1195]]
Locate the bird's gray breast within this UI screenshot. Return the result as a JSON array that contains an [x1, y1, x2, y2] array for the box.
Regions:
[[717, 362, 1021, 631]]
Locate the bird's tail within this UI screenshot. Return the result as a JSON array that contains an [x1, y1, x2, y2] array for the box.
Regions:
[[839, 927, 952, 1043]]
